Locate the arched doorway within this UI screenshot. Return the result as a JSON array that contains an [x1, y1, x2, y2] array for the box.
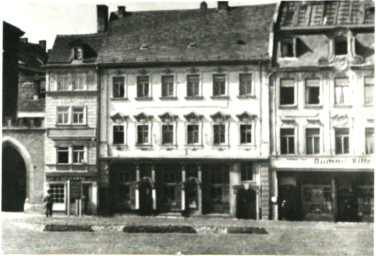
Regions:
[[2, 141, 28, 211]]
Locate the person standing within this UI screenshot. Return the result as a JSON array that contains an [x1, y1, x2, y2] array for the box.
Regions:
[[44, 190, 54, 217]]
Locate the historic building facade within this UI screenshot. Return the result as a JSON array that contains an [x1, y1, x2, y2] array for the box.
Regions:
[[270, 1, 374, 222], [96, 2, 274, 219]]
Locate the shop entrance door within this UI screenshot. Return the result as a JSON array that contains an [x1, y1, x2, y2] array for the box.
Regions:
[[236, 188, 256, 219], [279, 185, 299, 220], [139, 181, 153, 215], [337, 188, 357, 222], [82, 184, 91, 215]]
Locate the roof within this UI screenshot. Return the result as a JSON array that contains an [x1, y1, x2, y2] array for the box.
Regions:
[[279, 1, 375, 28], [48, 33, 105, 64], [97, 4, 276, 64], [19, 41, 48, 71]]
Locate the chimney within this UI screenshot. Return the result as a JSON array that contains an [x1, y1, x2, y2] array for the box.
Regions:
[[218, 1, 229, 11], [20, 37, 28, 43], [118, 6, 126, 17], [200, 1, 208, 11], [97, 5, 109, 33], [39, 40, 46, 51]]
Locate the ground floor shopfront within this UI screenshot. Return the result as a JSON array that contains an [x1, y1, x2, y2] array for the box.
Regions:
[[271, 156, 374, 222], [98, 159, 270, 219]]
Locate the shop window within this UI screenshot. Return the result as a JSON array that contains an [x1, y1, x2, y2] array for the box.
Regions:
[[57, 107, 70, 124], [49, 184, 65, 203], [187, 124, 199, 144], [137, 125, 149, 144], [73, 47, 83, 60], [280, 79, 295, 106], [213, 124, 226, 145], [239, 74, 253, 96], [364, 77, 374, 105], [334, 36, 348, 56], [187, 75, 200, 97], [72, 107, 85, 124], [113, 125, 124, 144], [281, 38, 295, 57], [213, 74, 226, 97], [335, 128, 350, 154], [72, 146, 85, 164], [57, 146, 69, 164], [281, 128, 295, 154], [241, 163, 253, 181], [240, 124, 252, 144], [306, 128, 320, 154], [365, 128, 374, 155], [162, 125, 174, 145], [334, 78, 351, 105], [305, 79, 320, 105], [113, 77, 125, 98], [137, 76, 150, 98], [161, 75, 174, 97]]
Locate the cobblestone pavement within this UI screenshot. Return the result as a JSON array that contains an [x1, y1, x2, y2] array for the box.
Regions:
[[1, 212, 374, 255]]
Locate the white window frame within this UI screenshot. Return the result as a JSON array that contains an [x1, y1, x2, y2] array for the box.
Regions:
[[305, 78, 321, 106], [186, 74, 201, 98], [136, 124, 151, 146], [57, 146, 70, 164], [334, 77, 351, 106], [57, 107, 70, 124], [112, 76, 126, 99], [56, 106, 87, 126], [161, 75, 176, 98], [212, 74, 227, 97], [161, 124, 175, 145], [186, 123, 201, 146], [334, 127, 350, 155], [73, 47, 83, 60], [57, 74, 71, 91], [56, 145, 87, 165], [239, 123, 253, 145], [279, 124, 298, 155], [280, 37, 296, 58], [72, 73, 86, 91], [72, 106, 86, 125], [112, 124, 126, 145], [305, 127, 321, 155], [212, 123, 228, 146], [48, 182, 66, 211], [365, 127, 374, 155], [136, 76, 151, 98], [239, 73, 254, 97], [72, 145, 85, 164], [279, 78, 297, 107], [364, 76, 374, 106]]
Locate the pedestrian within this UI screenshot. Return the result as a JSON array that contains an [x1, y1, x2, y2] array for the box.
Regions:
[[44, 190, 54, 217]]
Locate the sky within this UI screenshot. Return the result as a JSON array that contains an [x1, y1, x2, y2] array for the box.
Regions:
[[1, 0, 277, 50]]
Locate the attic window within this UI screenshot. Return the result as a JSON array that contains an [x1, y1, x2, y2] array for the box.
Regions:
[[73, 47, 83, 60], [140, 44, 149, 50], [334, 36, 347, 56], [281, 38, 295, 58], [237, 39, 246, 45], [188, 42, 196, 48]]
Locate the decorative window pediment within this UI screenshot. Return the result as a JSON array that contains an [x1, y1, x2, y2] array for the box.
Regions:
[[237, 112, 257, 123], [281, 119, 297, 126], [332, 114, 350, 126], [211, 112, 230, 123], [184, 112, 203, 123], [134, 112, 153, 123], [110, 112, 128, 123], [187, 67, 198, 73], [162, 68, 173, 74], [159, 112, 178, 123], [138, 69, 149, 75], [307, 119, 323, 125]]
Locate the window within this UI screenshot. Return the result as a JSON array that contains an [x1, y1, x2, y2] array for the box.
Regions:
[[73, 47, 83, 60], [187, 75, 200, 97], [113, 125, 124, 144], [137, 125, 149, 144], [34, 80, 45, 99], [240, 124, 252, 144], [57, 147, 69, 163], [306, 128, 320, 154], [366, 128, 374, 155], [72, 107, 84, 124], [72, 146, 85, 164], [213, 124, 226, 145], [364, 77, 374, 105], [162, 76, 174, 97], [57, 107, 69, 124], [239, 74, 252, 96], [335, 128, 349, 154], [335, 78, 351, 105], [137, 76, 149, 98], [58, 75, 70, 91], [334, 36, 347, 55], [73, 75, 85, 90], [241, 163, 253, 181], [281, 128, 295, 154], [162, 125, 174, 144], [305, 79, 320, 105], [280, 79, 295, 105], [49, 184, 65, 203], [281, 38, 295, 57], [213, 74, 226, 97], [113, 77, 125, 98], [187, 124, 199, 144]]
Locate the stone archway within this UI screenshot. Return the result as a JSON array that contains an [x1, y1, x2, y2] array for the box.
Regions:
[[2, 136, 33, 211]]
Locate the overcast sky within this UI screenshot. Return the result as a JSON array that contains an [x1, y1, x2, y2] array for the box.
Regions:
[[2, 0, 277, 50]]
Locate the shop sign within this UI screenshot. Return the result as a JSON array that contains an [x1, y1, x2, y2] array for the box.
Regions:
[[46, 175, 96, 182], [273, 156, 373, 170]]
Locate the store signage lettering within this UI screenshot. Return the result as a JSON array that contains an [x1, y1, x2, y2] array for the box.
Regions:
[[314, 158, 371, 165]]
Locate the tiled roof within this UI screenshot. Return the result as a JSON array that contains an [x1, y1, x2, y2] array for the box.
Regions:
[[19, 41, 47, 70], [279, 1, 375, 28], [97, 4, 276, 64], [48, 33, 105, 64]]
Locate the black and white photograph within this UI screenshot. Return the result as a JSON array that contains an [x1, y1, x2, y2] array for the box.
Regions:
[[1, 0, 374, 255]]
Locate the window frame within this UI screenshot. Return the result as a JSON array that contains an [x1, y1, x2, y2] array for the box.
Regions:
[[241, 163, 254, 181], [161, 124, 174, 145], [280, 38, 296, 58], [240, 124, 253, 145], [305, 128, 321, 155], [212, 74, 227, 97], [112, 125, 125, 145], [57, 146, 70, 164], [279, 78, 297, 107], [56, 106, 87, 126], [161, 75, 175, 98], [112, 76, 126, 99], [187, 74, 201, 98], [137, 76, 151, 99], [334, 128, 350, 155], [280, 127, 296, 155], [136, 124, 150, 145], [364, 76, 374, 106], [72, 73, 86, 91], [334, 36, 348, 56], [187, 124, 200, 145], [57, 107, 70, 125], [334, 77, 351, 106], [305, 78, 321, 106], [72, 145, 85, 164], [73, 47, 83, 60], [239, 73, 254, 97], [213, 124, 226, 145], [365, 128, 374, 155], [72, 106, 85, 125]]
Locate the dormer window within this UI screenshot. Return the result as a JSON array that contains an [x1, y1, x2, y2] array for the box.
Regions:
[[334, 36, 347, 56], [281, 38, 295, 58], [73, 47, 83, 60]]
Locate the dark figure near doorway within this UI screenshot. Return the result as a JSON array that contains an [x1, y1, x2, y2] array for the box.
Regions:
[[44, 190, 53, 217], [138, 182, 153, 216], [279, 185, 300, 220], [236, 188, 257, 219]]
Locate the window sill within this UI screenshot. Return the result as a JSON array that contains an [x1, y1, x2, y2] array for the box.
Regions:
[[159, 96, 178, 100], [211, 96, 229, 100], [185, 96, 204, 100], [55, 124, 88, 128], [305, 104, 323, 109], [212, 145, 230, 150], [333, 104, 352, 108], [237, 95, 256, 99], [136, 144, 153, 149], [279, 105, 298, 109], [279, 57, 298, 60], [111, 97, 128, 101], [238, 144, 255, 150], [160, 144, 178, 150], [135, 97, 153, 101], [113, 144, 128, 150]]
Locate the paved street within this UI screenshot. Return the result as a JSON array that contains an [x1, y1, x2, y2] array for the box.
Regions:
[[1, 212, 373, 255]]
